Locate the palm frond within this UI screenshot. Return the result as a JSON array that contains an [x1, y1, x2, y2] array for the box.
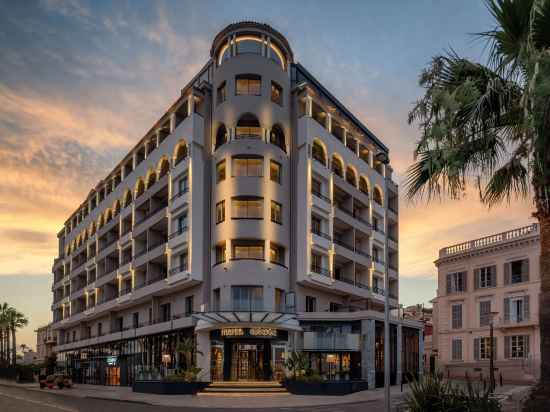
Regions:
[[482, 155, 529, 206]]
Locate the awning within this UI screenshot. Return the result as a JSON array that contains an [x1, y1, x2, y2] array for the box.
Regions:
[[193, 311, 302, 332]]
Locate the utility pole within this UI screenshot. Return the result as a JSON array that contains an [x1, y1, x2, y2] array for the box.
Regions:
[[489, 311, 499, 393], [380, 153, 390, 412]]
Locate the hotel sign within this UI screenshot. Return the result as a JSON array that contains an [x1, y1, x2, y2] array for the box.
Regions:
[[220, 327, 278, 338]]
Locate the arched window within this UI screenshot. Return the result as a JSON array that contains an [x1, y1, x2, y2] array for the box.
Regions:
[[331, 155, 344, 178], [312, 140, 327, 166], [135, 179, 145, 199], [97, 214, 104, 229], [373, 187, 383, 206], [113, 200, 121, 216], [146, 170, 157, 189], [346, 166, 357, 187], [359, 177, 370, 195], [90, 222, 96, 236], [158, 157, 170, 178], [359, 144, 370, 165], [236, 113, 261, 139], [215, 124, 228, 149], [105, 209, 113, 223], [123, 190, 132, 208], [174, 141, 188, 165], [269, 124, 286, 152]]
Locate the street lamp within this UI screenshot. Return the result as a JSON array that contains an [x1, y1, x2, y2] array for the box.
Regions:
[[489, 310, 499, 393]]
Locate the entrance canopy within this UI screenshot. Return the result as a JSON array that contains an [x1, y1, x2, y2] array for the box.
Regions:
[[193, 311, 302, 332]]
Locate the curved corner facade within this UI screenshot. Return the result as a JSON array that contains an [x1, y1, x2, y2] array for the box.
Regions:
[[50, 22, 422, 388]]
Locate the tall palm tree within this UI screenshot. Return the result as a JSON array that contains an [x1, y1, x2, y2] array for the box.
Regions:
[[6, 308, 28, 366], [406, 0, 550, 403], [0, 303, 10, 366]]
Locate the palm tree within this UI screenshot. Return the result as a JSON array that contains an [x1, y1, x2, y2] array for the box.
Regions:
[[0, 303, 10, 366], [406, 0, 550, 403], [175, 337, 203, 370], [6, 308, 28, 366]]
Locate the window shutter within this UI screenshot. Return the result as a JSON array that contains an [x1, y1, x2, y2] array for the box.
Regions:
[[491, 265, 497, 287], [504, 262, 511, 285], [447, 274, 452, 294], [474, 338, 480, 361], [504, 336, 510, 359], [525, 335, 530, 356], [504, 298, 510, 322], [522, 259, 530, 282], [474, 269, 480, 289], [523, 295, 530, 321]]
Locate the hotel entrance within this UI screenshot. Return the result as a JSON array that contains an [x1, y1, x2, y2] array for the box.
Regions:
[[210, 328, 288, 382]]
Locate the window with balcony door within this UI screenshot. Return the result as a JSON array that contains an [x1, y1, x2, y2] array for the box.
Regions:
[[217, 81, 226, 105], [213, 288, 221, 311], [185, 295, 194, 316], [271, 81, 283, 105], [235, 74, 261, 96], [177, 213, 187, 234], [446, 271, 467, 294], [178, 175, 189, 195], [235, 113, 261, 139], [232, 240, 265, 260], [133, 312, 139, 329], [216, 160, 226, 183], [505, 259, 529, 284], [311, 215, 322, 236], [232, 156, 263, 176], [270, 160, 281, 183], [479, 300, 491, 327], [231, 286, 263, 311], [451, 304, 463, 329], [504, 295, 529, 323], [451, 339, 463, 361], [271, 201, 282, 224], [474, 336, 496, 361], [475, 265, 496, 288], [232, 196, 263, 219], [275, 288, 285, 312], [505, 335, 529, 359], [306, 296, 317, 312], [178, 252, 188, 271], [216, 201, 225, 224]]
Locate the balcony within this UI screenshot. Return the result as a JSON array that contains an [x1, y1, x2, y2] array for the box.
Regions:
[[168, 227, 188, 249], [311, 189, 331, 213], [334, 204, 371, 233], [303, 332, 360, 351], [134, 204, 168, 234], [311, 228, 331, 251]]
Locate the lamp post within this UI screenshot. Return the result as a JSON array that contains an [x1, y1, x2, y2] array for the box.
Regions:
[[489, 311, 499, 393]]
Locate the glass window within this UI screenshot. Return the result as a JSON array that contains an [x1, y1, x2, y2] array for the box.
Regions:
[[232, 240, 264, 260], [511, 335, 528, 358], [306, 296, 317, 312], [447, 271, 467, 293], [451, 339, 462, 361], [178, 176, 188, 194], [271, 81, 283, 105], [270, 243, 284, 265], [509, 259, 529, 284], [232, 197, 263, 219], [275, 289, 285, 312], [236, 39, 262, 55], [479, 300, 491, 327], [311, 215, 322, 235], [232, 156, 263, 176], [185, 295, 194, 316], [311, 178, 322, 196], [216, 201, 225, 224], [216, 160, 226, 183], [177, 214, 187, 233], [215, 243, 226, 264], [477, 337, 496, 360], [271, 201, 282, 224], [132, 312, 139, 329], [451, 304, 462, 329], [270, 160, 281, 183], [217, 81, 226, 105], [477, 266, 496, 288], [213, 288, 221, 311], [179, 252, 188, 270], [231, 286, 263, 311], [235, 74, 261, 96]]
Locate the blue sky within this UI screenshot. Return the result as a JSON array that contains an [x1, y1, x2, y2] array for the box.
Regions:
[[0, 0, 534, 348]]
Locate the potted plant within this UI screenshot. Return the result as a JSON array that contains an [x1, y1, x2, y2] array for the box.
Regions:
[[342, 367, 350, 381], [45, 375, 55, 389], [55, 375, 64, 389]]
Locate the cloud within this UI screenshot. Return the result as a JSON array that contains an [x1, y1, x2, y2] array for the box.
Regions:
[[1, 229, 53, 246]]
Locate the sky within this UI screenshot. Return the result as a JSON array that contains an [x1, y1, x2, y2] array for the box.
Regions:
[[0, 0, 535, 349]]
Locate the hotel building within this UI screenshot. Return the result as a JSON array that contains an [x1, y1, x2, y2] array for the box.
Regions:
[[432, 224, 541, 383], [50, 22, 422, 388]]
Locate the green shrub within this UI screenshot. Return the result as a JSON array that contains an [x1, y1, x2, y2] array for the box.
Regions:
[[405, 374, 501, 412]]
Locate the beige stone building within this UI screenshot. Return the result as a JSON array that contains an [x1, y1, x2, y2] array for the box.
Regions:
[[49, 21, 422, 388], [36, 323, 56, 363], [432, 224, 540, 383]]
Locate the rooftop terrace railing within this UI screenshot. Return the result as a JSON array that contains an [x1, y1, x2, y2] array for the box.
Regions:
[[439, 224, 539, 258]]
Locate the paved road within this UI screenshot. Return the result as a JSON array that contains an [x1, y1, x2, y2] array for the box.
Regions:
[[0, 385, 395, 412]]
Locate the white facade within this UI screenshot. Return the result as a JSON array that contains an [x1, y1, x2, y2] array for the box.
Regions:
[[50, 22, 421, 387]]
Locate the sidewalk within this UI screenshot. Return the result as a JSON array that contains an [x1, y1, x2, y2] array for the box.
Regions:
[[0, 379, 409, 409]]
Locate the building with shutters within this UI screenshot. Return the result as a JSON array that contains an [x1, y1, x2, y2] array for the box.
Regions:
[[432, 224, 541, 383], [49, 21, 423, 389]]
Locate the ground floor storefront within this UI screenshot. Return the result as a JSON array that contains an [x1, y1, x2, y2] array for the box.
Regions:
[[55, 316, 423, 390]]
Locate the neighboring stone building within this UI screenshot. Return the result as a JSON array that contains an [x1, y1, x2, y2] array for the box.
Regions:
[[36, 323, 56, 363], [49, 22, 422, 388], [403, 304, 434, 374], [432, 224, 540, 383]]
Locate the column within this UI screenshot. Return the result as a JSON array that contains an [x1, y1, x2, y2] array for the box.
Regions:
[[196, 330, 211, 382], [187, 95, 195, 116], [306, 96, 313, 117], [170, 112, 176, 133], [396, 324, 402, 385], [362, 319, 376, 389], [266, 37, 272, 59], [418, 329, 424, 379], [231, 34, 237, 57], [325, 113, 332, 133]]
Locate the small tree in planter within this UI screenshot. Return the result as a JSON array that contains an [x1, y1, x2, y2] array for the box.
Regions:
[[284, 351, 309, 380], [164, 337, 203, 382]]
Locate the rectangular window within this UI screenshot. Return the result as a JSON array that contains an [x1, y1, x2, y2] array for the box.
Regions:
[[213, 288, 221, 311], [311, 252, 323, 272], [306, 296, 317, 312], [232, 240, 264, 260], [476, 265, 496, 288], [231, 286, 263, 311], [185, 295, 194, 316], [311, 178, 322, 196], [177, 214, 187, 234], [215, 243, 226, 264], [217, 81, 226, 105], [447, 271, 467, 294], [271, 81, 283, 105], [476, 336, 496, 360], [275, 288, 285, 312], [507, 259, 529, 284], [216, 160, 226, 183], [132, 312, 139, 329], [271, 201, 282, 224], [270, 160, 281, 183], [311, 215, 322, 235], [98, 322, 102, 336], [508, 335, 529, 359], [216, 200, 225, 224], [178, 176, 189, 194], [451, 339, 462, 361], [329, 302, 340, 312], [179, 252, 188, 271], [232, 197, 263, 219], [160, 303, 171, 322], [270, 243, 284, 265], [451, 304, 463, 329], [505, 295, 529, 323], [479, 300, 491, 327], [232, 156, 263, 177], [236, 74, 261, 96]]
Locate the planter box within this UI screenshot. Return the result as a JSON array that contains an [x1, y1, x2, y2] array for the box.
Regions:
[[133, 380, 208, 395], [284, 379, 368, 395]]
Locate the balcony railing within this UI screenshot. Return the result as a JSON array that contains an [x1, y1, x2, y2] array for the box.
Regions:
[[134, 274, 167, 289], [135, 203, 168, 225], [148, 239, 167, 251], [311, 189, 331, 203], [118, 285, 132, 297], [311, 228, 331, 241], [169, 265, 188, 275], [169, 227, 188, 239], [311, 265, 331, 277], [372, 286, 385, 295], [99, 237, 118, 252], [235, 133, 262, 140], [170, 187, 189, 202]]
